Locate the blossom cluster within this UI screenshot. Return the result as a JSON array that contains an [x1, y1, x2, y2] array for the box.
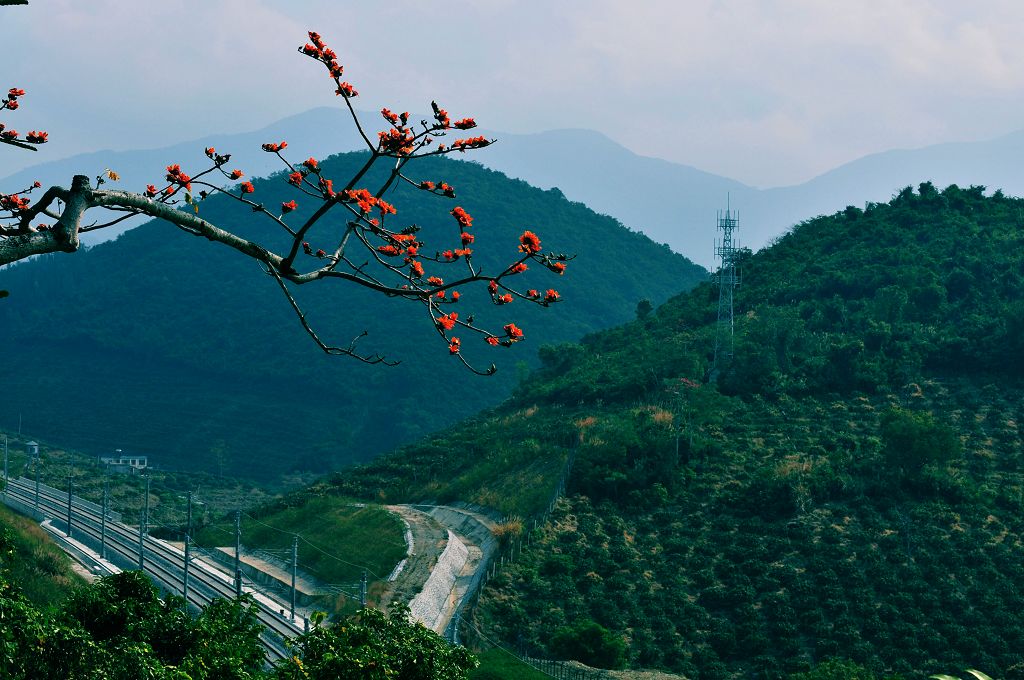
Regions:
[[52, 31, 571, 372], [0, 88, 48, 149]]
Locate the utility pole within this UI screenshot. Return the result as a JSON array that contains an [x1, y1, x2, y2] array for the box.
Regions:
[[100, 479, 108, 560], [712, 198, 742, 377], [360, 570, 367, 608], [139, 476, 150, 569], [66, 475, 73, 539], [234, 510, 242, 597], [291, 534, 298, 621], [183, 491, 193, 607], [3, 434, 8, 499]]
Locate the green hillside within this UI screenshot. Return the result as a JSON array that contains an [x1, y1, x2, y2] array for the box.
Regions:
[[0, 152, 705, 481], [311, 183, 1024, 678]]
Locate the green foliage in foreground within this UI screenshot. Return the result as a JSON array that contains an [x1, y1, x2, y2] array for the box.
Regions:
[[0, 530, 475, 680], [273, 606, 477, 680]]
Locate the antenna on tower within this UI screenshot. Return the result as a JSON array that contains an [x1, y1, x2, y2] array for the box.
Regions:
[[712, 198, 741, 378]]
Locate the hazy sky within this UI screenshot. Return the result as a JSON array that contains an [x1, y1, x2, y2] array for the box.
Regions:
[[4, 1, 1024, 187]]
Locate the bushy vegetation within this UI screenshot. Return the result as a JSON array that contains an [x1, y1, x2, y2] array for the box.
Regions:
[[0, 544, 475, 679]]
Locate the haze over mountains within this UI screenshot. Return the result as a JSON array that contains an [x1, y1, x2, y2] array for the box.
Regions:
[[6, 107, 1024, 267]]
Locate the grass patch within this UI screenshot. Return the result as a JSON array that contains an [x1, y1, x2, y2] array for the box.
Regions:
[[194, 495, 407, 586], [471, 649, 554, 680], [0, 504, 84, 606]]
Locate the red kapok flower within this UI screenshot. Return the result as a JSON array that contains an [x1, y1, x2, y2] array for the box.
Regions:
[[25, 131, 48, 144], [519, 230, 541, 254], [240, 181, 255, 194], [302, 157, 319, 171], [448, 337, 461, 354], [230, 169, 244, 180], [453, 118, 476, 130], [549, 261, 567, 275], [486, 336, 500, 346], [488, 280, 498, 294], [281, 200, 298, 214], [504, 323, 524, 339], [427, 276, 444, 287], [144, 185, 158, 198], [461, 232, 475, 246], [205, 147, 216, 158], [450, 206, 473, 229], [509, 262, 527, 274], [544, 289, 561, 302], [437, 312, 458, 331], [451, 290, 461, 301], [410, 261, 424, 278], [288, 171, 304, 187], [497, 294, 513, 304], [377, 245, 400, 256], [261, 141, 288, 152]]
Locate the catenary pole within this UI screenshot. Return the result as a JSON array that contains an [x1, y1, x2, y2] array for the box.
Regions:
[[234, 510, 242, 597], [139, 476, 150, 569], [291, 534, 298, 620], [183, 491, 192, 607], [66, 475, 73, 539], [101, 479, 108, 560]]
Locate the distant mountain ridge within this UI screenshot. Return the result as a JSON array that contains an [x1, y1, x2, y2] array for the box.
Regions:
[[6, 108, 1024, 268]]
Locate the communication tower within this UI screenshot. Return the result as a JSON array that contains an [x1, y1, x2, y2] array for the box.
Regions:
[[712, 200, 741, 374]]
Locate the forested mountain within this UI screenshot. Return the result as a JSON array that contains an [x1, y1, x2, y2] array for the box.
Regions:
[[0, 151, 703, 481], [313, 183, 1024, 678]]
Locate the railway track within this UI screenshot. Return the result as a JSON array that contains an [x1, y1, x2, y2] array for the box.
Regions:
[[3, 477, 299, 663]]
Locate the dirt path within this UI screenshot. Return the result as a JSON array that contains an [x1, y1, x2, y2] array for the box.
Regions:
[[378, 505, 448, 612]]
